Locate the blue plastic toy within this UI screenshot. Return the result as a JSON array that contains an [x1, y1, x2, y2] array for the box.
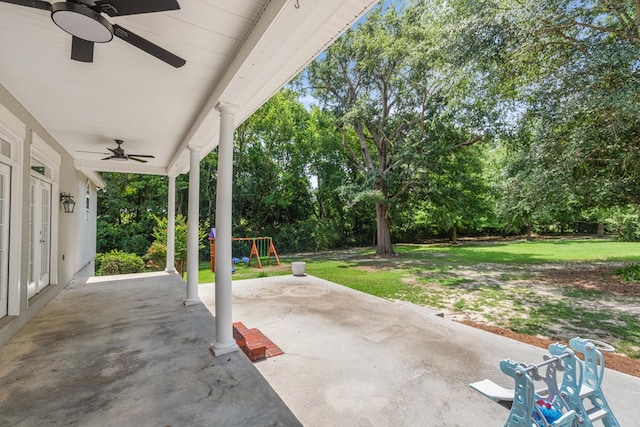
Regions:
[[534, 399, 562, 424]]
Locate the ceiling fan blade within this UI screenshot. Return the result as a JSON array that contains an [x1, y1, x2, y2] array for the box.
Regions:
[[101, 156, 113, 161], [0, 0, 51, 11], [128, 156, 148, 163], [127, 154, 155, 158], [94, 0, 179, 17], [113, 24, 185, 68], [71, 36, 94, 62], [77, 150, 108, 154]]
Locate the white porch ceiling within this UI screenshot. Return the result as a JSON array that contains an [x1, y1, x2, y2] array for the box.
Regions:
[[0, 0, 378, 176]]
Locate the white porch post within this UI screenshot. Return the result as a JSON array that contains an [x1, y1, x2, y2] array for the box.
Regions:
[[165, 174, 177, 274], [212, 102, 239, 356], [184, 146, 202, 305]]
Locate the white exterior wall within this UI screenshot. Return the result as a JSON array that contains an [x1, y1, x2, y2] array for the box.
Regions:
[[0, 84, 98, 346]]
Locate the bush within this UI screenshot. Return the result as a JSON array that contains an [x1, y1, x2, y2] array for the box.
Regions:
[[605, 207, 640, 242], [615, 263, 640, 282], [96, 250, 144, 276]]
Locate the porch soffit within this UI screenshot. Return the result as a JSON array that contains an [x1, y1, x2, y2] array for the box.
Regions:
[[0, 0, 379, 177]]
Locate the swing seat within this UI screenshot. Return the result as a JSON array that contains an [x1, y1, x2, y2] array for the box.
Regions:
[[550, 410, 576, 427]]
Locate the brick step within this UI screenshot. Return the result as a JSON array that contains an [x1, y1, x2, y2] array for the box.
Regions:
[[233, 322, 284, 362]]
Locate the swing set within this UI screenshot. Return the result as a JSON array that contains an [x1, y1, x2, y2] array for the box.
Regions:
[[209, 236, 280, 272]]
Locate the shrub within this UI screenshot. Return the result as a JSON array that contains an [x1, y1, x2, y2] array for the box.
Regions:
[[144, 214, 204, 276], [614, 263, 640, 282], [605, 207, 640, 242], [96, 250, 144, 276]]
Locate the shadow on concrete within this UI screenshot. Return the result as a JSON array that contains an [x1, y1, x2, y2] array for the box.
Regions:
[[0, 272, 301, 427]]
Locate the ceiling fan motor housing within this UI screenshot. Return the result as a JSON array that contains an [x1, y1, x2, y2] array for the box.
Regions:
[[51, 2, 114, 43], [1, 0, 185, 66]]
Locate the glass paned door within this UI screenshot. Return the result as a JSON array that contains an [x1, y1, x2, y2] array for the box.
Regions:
[[27, 176, 51, 299]]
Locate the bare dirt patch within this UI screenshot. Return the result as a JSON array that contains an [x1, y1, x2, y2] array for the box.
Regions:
[[456, 265, 640, 378], [539, 265, 640, 296]]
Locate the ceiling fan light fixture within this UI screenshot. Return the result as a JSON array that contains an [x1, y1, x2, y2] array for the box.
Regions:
[[51, 2, 113, 43]]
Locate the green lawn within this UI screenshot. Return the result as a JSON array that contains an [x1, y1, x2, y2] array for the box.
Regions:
[[377, 239, 640, 263], [197, 238, 640, 358], [303, 239, 640, 296], [194, 259, 291, 283]]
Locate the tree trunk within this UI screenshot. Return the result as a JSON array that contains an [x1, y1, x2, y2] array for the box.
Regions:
[[176, 258, 186, 278], [451, 224, 458, 244], [526, 222, 533, 241], [597, 222, 605, 237], [375, 202, 394, 255]]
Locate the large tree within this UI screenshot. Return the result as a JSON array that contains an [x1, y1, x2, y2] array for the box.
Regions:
[[307, 1, 484, 254]]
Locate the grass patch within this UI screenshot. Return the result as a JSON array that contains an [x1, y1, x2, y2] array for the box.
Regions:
[[425, 274, 469, 287], [561, 287, 607, 300], [615, 263, 640, 282], [393, 239, 640, 264], [193, 260, 291, 283]]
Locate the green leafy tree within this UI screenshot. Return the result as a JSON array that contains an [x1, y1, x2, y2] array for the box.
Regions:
[[307, 1, 485, 254], [229, 89, 315, 249], [97, 173, 168, 255], [446, 0, 640, 232], [305, 106, 372, 249], [145, 214, 193, 275]]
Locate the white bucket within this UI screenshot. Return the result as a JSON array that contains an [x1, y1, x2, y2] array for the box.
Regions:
[[291, 261, 306, 276]]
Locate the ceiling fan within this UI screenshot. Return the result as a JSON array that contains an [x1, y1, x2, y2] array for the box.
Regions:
[[0, 0, 186, 67], [79, 139, 156, 163]]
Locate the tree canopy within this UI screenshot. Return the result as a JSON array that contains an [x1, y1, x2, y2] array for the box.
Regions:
[[97, 0, 640, 258], [306, 1, 488, 254]]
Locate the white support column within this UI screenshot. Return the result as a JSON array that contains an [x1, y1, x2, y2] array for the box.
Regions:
[[165, 174, 177, 274], [184, 146, 202, 305], [212, 102, 239, 356]]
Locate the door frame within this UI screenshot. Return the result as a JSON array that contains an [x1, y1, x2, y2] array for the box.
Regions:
[[27, 175, 53, 298], [0, 162, 10, 317], [0, 123, 22, 317], [28, 135, 60, 303]]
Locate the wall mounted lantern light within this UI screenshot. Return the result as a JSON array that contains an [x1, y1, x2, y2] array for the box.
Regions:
[[60, 192, 76, 214]]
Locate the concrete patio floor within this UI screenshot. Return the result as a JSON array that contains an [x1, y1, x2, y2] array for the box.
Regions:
[[1, 272, 638, 426], [200, 274, 640, 427], [0, 272, 301, 427]]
